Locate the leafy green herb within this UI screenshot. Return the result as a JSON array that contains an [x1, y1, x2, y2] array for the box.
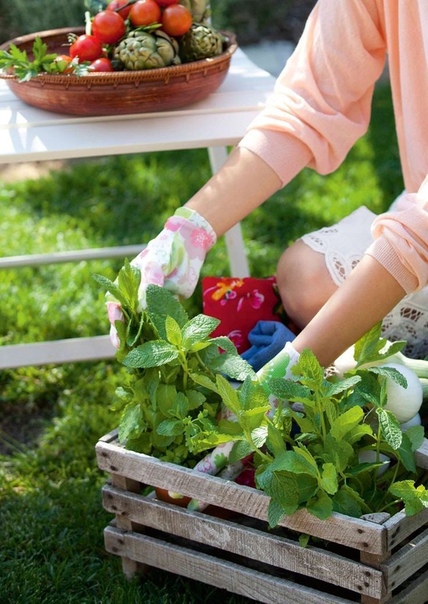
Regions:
[[389, 480, 428, 516], [184, 323, 427, 526], [95, 264, 427, 524], [94, 262, 255, 467], [0, 37, 88, 82]]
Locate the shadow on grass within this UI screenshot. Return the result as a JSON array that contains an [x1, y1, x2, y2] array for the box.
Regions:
[[0, 465, 254, 604]]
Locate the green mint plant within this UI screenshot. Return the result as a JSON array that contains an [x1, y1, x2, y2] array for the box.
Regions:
[[186, 324, 427, 526], [94, 261, 255, 467]]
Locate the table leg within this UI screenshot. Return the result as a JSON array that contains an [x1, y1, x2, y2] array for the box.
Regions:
[[207, 147, 250, 278]]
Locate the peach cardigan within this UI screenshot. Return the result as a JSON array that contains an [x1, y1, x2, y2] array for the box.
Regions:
[[239, 0, 428, 294]]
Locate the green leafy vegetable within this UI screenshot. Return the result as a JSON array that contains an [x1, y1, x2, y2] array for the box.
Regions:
[[95, 265, 427, 524], [0, 37, 88, 82], [184, 323, 427, 526], [94, 263, 255, 466]]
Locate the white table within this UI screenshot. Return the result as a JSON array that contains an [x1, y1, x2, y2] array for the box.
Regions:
[[0, 49, 276, 368]]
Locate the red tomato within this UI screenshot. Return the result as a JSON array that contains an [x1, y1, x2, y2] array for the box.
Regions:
[[161, 4, 192, 37], [69, 35, 103, 63], [88, 57, 115, 72], [107, 0, 132, 20], [156, 0, 179, 6], [54, 54, 74, 74], [92, 10, 126, 45], [129, 0, 162, 27]]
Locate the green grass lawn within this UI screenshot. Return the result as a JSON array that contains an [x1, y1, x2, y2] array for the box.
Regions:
[[0, 82, 405, 603]]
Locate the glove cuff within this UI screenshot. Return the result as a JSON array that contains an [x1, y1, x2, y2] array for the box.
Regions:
[[174, 207, 217, 248]]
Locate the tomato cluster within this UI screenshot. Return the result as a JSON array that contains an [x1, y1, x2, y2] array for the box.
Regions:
[[65, 0, 193, 73]]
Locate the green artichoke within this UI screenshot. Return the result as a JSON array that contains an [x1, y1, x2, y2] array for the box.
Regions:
[[179, 0, 211, 24], [179, 23, 224, 63], [114, 30, 181, 70]]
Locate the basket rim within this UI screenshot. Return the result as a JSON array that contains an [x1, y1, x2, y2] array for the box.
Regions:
[[0, 26, 237, 86]]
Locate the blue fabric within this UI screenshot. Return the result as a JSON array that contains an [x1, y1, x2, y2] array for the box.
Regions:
[[241, 320, 296, 372]]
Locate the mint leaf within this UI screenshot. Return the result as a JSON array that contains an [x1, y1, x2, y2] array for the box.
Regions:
[[320, 463, 338, 495], [368, 365, 408, 389], [329, 406, 364, 442], [93, 273, 130, 309], [269, 472, 300, 515], [403, 425, 425, 452], [156, 384, 178, 417], [118, 403, 144, 442], [306, 490, 333, 520], [251, 426, 268, 448], [266, 423, 288, 457], [165, 316, 182, 347], [123, 341, 178, 368], [321, 435, 355, 473], [394, 432, 418, 473], [293, 347, 324, 389], [267, 499, 286, 528], [188, 371, 218, 392], [324, 375, 361, 397], [157, 419, 184, 437], [216, 374, 241, 417], [146, 284, 188, 331], [210, 353, 255, 382], [182, 314, 220, 350], [389, 480, 428, 516], [332, 486, 363, 518], [354, 323, 405, 366], [290, 447, 319, 476], [230, 440, 254, 463], [186, 389, 206, 410], [377, 408, 403, 450], [268, 378, 311, 404], [239, 378, 268, 411]]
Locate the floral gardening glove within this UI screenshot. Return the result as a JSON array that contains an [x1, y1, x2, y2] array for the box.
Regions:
[[107, 206, 216, 347]]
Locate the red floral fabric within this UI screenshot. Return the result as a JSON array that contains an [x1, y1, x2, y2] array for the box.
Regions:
[[202, 276, 284, 353]]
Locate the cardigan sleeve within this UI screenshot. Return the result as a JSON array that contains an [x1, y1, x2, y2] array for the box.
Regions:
[[238, 0, 387, 186], [367, 177, 428, 293]]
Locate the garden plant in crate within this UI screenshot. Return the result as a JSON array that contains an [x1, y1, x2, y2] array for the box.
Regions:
[[95, 262, 428, 528], [94, 261, 256, 469]]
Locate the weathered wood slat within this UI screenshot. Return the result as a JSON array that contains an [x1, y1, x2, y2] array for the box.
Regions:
[[102, 483, 385, 599], [384, 507, 428, 550], [415, 437, 428, 469], [381, 526, 428, 591], [97, 430, 428, 603], [104, 524, 357, 604], [96, 438, 387, 555], [389, 567, 428, 604]]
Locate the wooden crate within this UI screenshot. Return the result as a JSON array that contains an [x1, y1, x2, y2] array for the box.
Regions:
[[96, 431, 428, 604]]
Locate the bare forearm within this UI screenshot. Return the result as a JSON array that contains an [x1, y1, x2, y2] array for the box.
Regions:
[[293, 255, 406, 367], [185, 147, 282, 237]]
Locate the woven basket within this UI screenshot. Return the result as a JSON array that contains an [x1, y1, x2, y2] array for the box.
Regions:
[[0, 27, 237, 116]]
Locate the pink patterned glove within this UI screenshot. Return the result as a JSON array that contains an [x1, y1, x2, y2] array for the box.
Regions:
[[107, 206, 216, 347]]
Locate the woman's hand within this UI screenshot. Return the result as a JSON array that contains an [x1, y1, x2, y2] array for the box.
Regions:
[[106, 206, 216, 347]]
